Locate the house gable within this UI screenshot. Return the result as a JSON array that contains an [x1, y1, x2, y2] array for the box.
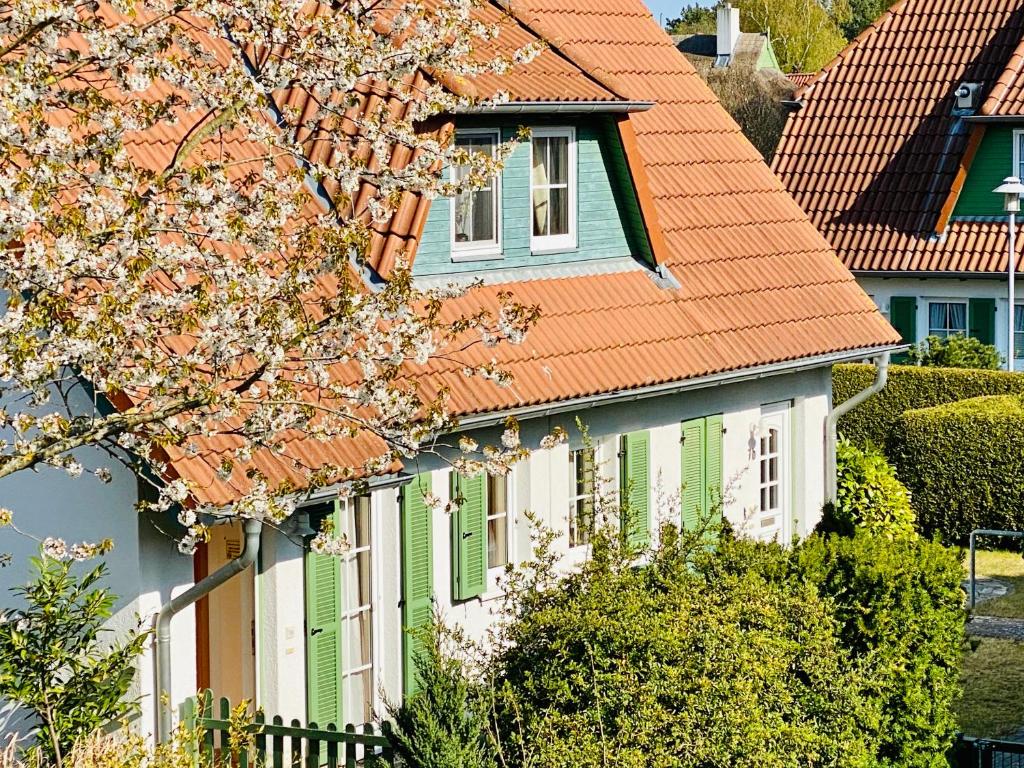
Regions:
[[414, 116, 652, 278], [952, 125, 1016, 219]]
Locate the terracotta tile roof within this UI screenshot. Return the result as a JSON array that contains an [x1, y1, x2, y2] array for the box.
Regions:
[[773, 0, 1024, 273], [788, 72, 817, 88], [73, 1, 897, 506]]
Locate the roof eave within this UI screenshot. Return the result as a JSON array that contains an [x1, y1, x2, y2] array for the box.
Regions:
[[963, 114, 1024, 123], [457, 100, 655, 114], [454, 343, 906, 430]]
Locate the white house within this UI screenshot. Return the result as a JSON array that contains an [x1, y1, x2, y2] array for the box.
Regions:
[[774, 0, 1024, 367], [0, 0, 900, 742]]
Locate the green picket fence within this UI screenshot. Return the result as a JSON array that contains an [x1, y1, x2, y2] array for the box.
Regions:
[[182, 691, 397, 767]]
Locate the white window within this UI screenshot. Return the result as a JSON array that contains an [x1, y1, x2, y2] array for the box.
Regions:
[[531, 127, 577, 253], [1013, 129, 1024, 181], [487, 473, 509, 571], [1016, 304, 1024, 360], [569, 446, 595, 548], [755, 404, 789, 543], [928, 301, 967, 338], [451, 130, 500, 258], [339, 495, 373, 725]]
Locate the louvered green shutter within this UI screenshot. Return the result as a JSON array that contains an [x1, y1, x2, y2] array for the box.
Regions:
[[401, 473, 433, 698], [681, 418, 705, 530], [305, 501, 343, 727], [704, 415, 723, 518], [889, 297, 917, 361], [969, 298, 996, 345], [620, 431, 651, 547], [451, 473, 487, 601]]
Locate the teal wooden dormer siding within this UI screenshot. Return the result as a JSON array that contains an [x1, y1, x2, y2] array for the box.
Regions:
[[953, 126, 1016, 219], [413, 116, 651, 277]]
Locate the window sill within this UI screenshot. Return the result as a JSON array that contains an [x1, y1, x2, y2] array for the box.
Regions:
[[452, 249, 503, 263], [531, 244, 579, 257]]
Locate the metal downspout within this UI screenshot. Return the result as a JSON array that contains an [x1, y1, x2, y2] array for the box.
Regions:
[[824, 352, 891, 505], [154, 518, 262, 742]]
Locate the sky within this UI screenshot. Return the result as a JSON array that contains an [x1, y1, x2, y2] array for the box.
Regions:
[[642, 0, 714, 28]]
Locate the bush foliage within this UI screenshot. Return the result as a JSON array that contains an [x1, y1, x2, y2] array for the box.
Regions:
[[833, 363, 1024, 449], [831, 440, 915, 539], [478, 524, 963, 768], [0, 557, 147, 766], [795, 533, 964, 765], [907, 335, 1002, 370], [891, 395, 1024, 542]]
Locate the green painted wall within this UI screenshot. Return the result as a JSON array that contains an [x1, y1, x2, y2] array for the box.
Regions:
[[953, 126, 1016, 218], [414, 116, 650, 277]]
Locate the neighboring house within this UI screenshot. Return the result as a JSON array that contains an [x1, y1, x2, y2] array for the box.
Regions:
[[675, 2, 795, 162], [673, 3, 785, 77], [774, 0, 1024, 365], [0, 0, 899, 742]]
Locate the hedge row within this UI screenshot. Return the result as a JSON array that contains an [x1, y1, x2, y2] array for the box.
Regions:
[[833, 363, 1024, 448], [891, 395, 1024, 542]]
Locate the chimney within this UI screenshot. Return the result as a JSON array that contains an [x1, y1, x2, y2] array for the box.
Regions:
[[716, 2, 741, 66]]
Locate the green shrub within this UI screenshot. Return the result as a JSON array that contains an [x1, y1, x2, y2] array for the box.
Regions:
[[834, 363, 1024, 449], [890, 395, 1024, 542], [907, 335, 1002, 370], [0, 556, 148, 766], [385, 626, 493, 768], [793, 531, 964, 767], [488, 527, 874, 768], [830, 440, 915, 539]]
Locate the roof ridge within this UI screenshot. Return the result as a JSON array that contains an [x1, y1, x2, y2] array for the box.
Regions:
[[981, 32, 1024, 114], [793, 0, 912, 100], [496, 0, 637, 100]]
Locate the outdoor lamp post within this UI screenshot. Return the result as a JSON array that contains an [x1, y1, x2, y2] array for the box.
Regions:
[[994, 176, 1024, 372]]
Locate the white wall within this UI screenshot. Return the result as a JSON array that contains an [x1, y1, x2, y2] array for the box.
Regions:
[[254, 366, 833, 723], [860, 275, 1020, 366], [0, 444, 196, 742]]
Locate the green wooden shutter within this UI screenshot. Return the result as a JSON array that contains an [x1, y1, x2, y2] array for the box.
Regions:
[[889, 297, 917, 361], [620, 431, 651, 547], [401, 473, 433, 698], [450, 473, 487, 601], [681, 418, 705, 531], [704, 414, 724, 519], [969, 298, 996, 345], [305, 501, 343, 727]]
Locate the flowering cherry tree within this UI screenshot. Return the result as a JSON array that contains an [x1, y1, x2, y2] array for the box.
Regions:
[[0, 0, 541, 552]]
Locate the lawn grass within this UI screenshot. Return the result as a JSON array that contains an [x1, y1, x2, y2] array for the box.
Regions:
[[958, 638, 1024, 738], [967, 548, 1024, 619], [958, 548, 1024, 738]]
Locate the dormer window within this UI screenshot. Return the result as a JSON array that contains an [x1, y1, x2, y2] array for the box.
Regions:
[[531, 127, 577, 253], [452, 130, 501, 259]]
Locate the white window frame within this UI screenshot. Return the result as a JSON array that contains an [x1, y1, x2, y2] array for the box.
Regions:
[[530, 126, 577, 254], [1013, 129, 1024, 181], [568, 443, 597, 549], [337, 494, 377, 726], [927, 300, 968, 339], [754, 403, 790, 544], [485, 471, 514, 592], [450, 128, 502, 261], [1015, 302, 1024, 362]]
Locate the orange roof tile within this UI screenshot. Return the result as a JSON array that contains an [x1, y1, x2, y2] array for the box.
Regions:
[[71, 1, 897, 506], [774, 0, 1024, 274]]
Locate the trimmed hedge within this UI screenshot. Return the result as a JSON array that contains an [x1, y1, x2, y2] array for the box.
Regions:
[[834, 364, 1024, 449], [890, 395, 1024, 542]]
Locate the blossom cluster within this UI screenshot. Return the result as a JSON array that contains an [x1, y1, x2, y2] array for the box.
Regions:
[[0, 0, 542, 551]]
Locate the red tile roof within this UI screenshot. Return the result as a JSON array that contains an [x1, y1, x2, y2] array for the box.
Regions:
[[774, 0, 1024, 274], [76, 1, 898, 506]]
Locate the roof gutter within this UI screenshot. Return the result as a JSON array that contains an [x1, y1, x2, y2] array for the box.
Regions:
[[853, 269, 1012, 279], [456, 344, 906, 430], [963, 115, 1024, 123], [457, 100, 655, 114], [154, 518, 262, 743], [824, 352, 890, 505]]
